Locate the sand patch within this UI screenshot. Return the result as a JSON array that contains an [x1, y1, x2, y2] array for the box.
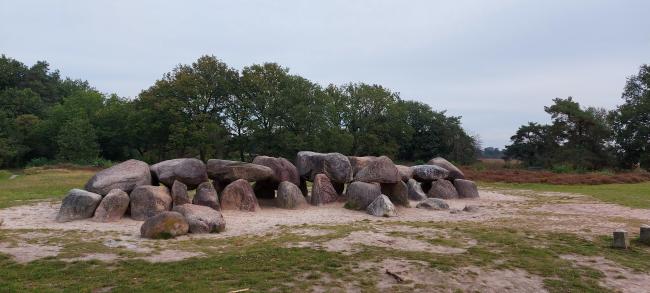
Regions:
[[322, 231, 466, 255], [561, 254, 650, 293], [0, 242, 61, 263], [137, 249, 204, 263], [62, 253, 120, 262], [290, 227, 333, 237]]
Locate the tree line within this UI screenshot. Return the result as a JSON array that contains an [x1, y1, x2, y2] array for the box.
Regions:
[[0, 55, 479, 168], [505, 64, 650, 171]]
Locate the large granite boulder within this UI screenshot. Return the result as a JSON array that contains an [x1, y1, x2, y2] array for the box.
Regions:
[[416, 198, 450, 210], [276, 181, 308, 209], [411, 165, 449, 182], [311, 174, 338, 205], [345, 181, 381, 210], [454, 179, 479, 198], [252, 156, 300, 186], [150, 158, 208, 189], [92, 189, 129, 222], [396, 165, 413, 182], [207, 159, 274, 183], [171, 180, 190, 207], [173, 204, 226, 233], [193, 181, 220, 210], [380, 181, 410, 207], [129, 185, 173, 221], [140, 211, 189, 239], [220, 179, 260, 212], [84, 159, 151, 195], [427, 180, 458, 199], [407, 179, 427, 201], [348, 156, 378, 176], [366, 194, 397, 217], [428, 157, 465, 180], [354, 156, 400, 184], [56, 189, 103, 222], [296, 151, 352, 183]]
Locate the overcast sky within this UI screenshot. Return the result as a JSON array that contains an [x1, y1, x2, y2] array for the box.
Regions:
[[1, 0, 649, 148]]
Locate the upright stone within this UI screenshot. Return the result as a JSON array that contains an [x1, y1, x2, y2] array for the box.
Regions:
[[407, 179, 427, 201], [380, 181, 410, 207], [366, 194, 397, 217], [296, 151, 352, 184], [311, 174, 338, 205], [454, 179, 479, 198], [276, 181, 308, 209], [92, 189, 130, 222], [56, 189, 103, 222], [84, 159, 151, 195], [427, 180, 459, 199], [345, 181, 381, 210], [640, 225, 650, 245], [129, 185, 173, 221], [220, 179, 260, 212], [171, 180, 190, 206], [612, 229, 629, 249], [428, 157, 465, 180], [150, 158, 208, 189], [193, 181, 220, 210]]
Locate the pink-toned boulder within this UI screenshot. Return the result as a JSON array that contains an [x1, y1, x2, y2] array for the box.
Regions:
[[220, 179, 260, 212], [92, 189, 130, 222], [428, 157, 465, 180], [354, 156, 400, 184], [129, 185, 173, 221], [84, 159, 151, 195], [427, 180, 458, 199], [150, 158, 208, 189], [311, 174, 338, 205], [173, 204, 226, 233], [252, 156, 300, 186], [206, 159, 274, 183], [140, 211, 189, 239], [171, 180, 190, 207], [396, 165, 413, 182], [193, 181, 220, 210]]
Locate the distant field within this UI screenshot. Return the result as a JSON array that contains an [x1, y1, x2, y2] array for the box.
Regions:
[[0, 169, 93, 209], [465, 167, 650, 185]]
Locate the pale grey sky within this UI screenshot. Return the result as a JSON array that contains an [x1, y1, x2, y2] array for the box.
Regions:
[[1, 0, 649, 148]]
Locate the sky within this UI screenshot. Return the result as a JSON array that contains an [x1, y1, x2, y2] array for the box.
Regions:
[[1, 0, 649, 149]]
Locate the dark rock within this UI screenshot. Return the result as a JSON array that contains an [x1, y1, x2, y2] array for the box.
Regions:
[[207, 159, 274, 183], [171, 180, 190, 206], [193, 181, 220, 210], [276, 181, 308, 209], [296, 151, 352, 183], [454, 179, 479, 198], [56, 189, 103, 222], [427, 180, 458, 199], [173, 204, 226, 233], [396, 165, 413, 182], [92, 189, 129, 222], [129, 185, 173, 221], [311, 174, 338, 205], [220, 179, 260, 212], [380, 181, 410, 207], [416, 198, 449, 210], [411, 165, 449, 182], [366, 194, 397, 217], [84, 159, 151, 195], [150, 158, 208, 189], [354, 156, 400, 184], [140, 211, 189, 239], [428, 157, 465, 180], [252, 156, 300, 186], [407, 179, 427, 201], [345, 181, 381, 210]]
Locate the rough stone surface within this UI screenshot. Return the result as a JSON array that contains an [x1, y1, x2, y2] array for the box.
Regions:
[[396, 165, 413, 182], [354, 156, 400, 184], [173, 204, 226, 233], [193, 181, 220, 210], [84, 159, 151, 195], [366, 194, 397, 217], [207, 159, 274, 183], [463, 205, 480, 213], [641, 225, 650, 245], [416, 198, 450, 210], [454, 179, 480, 198], [92, 189, 129, 222], [252, 156, 300, 186], [348, 156, 377, 176], [129, 185, 173, 221], [612, 229, 629, 249], [411, 165, 449, 182], [56, 189, 103, 222], [311, 174, 338, 205], [345, 181, 381, 210], [428, 157, 465, 180], [407, 179, 427, 201], [171, 180, 190, 206], [427, 180, 459, 199], [220, 179, 260, 212], [140, 211, 189, 239], [296, 151, 352, 183], [380, 181, 410, 207], [275, 181, 308, 209], [150, 158, 208, 189]]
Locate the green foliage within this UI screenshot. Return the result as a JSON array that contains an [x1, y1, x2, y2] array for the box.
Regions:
[[56, 117, 99, 163]]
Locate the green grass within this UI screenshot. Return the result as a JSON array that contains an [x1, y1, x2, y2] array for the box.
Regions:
[[0, 169, 93, 208], [481, 182, 650, 209]]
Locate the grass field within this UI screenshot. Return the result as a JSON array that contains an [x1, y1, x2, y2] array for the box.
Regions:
[[0, 169, 93, 209]]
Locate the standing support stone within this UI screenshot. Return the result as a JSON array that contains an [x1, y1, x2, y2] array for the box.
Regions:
[[640, 225, 650, 245], [612, 229, 629, 249]]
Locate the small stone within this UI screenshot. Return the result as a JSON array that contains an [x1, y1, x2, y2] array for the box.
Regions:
[[140, 211, 189, 239], [612, 229, 629, 249], [416, 198, 449, 210], [463, 205, 479, 213], [366, 194, 397, 217], [640, 225, 650, 245]]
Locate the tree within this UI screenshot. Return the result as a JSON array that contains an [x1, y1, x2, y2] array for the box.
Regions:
[[56, 117, 99, 163]]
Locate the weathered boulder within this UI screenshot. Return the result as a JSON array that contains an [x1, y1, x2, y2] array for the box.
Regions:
[[396, 165, 413, 182], [407, 179, 427, 201], [354, 156, 400, 184], [150, 158, 208, 189], [427, 180, 459, 199], [311, 174, 338, 205], [454, 179, 479, 198], [171, 180, 190, 206], [348, 156, 377, 176], [92, 189, 129, 222], [140, 211, 189, 239], [207, 159, 274, 183], [345, 181, 381, 210], [252, 156, 300, 186], [366, 194, 397, 217], [411, 165, 449, 182], [253, 180, 277, 199], [276, 181, 308, 209], [220, 179, 260, 212], [296, 151, 352, 183], [380, 181, 410, 207], [173, 204, 226, 233], [129, 185, 173, 221], [84, 159, 151, 195], [428, 157, 465, 180], [416, 198, 449, 210], [193, 181, 220, 210], [56, 189, 103, 222]]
